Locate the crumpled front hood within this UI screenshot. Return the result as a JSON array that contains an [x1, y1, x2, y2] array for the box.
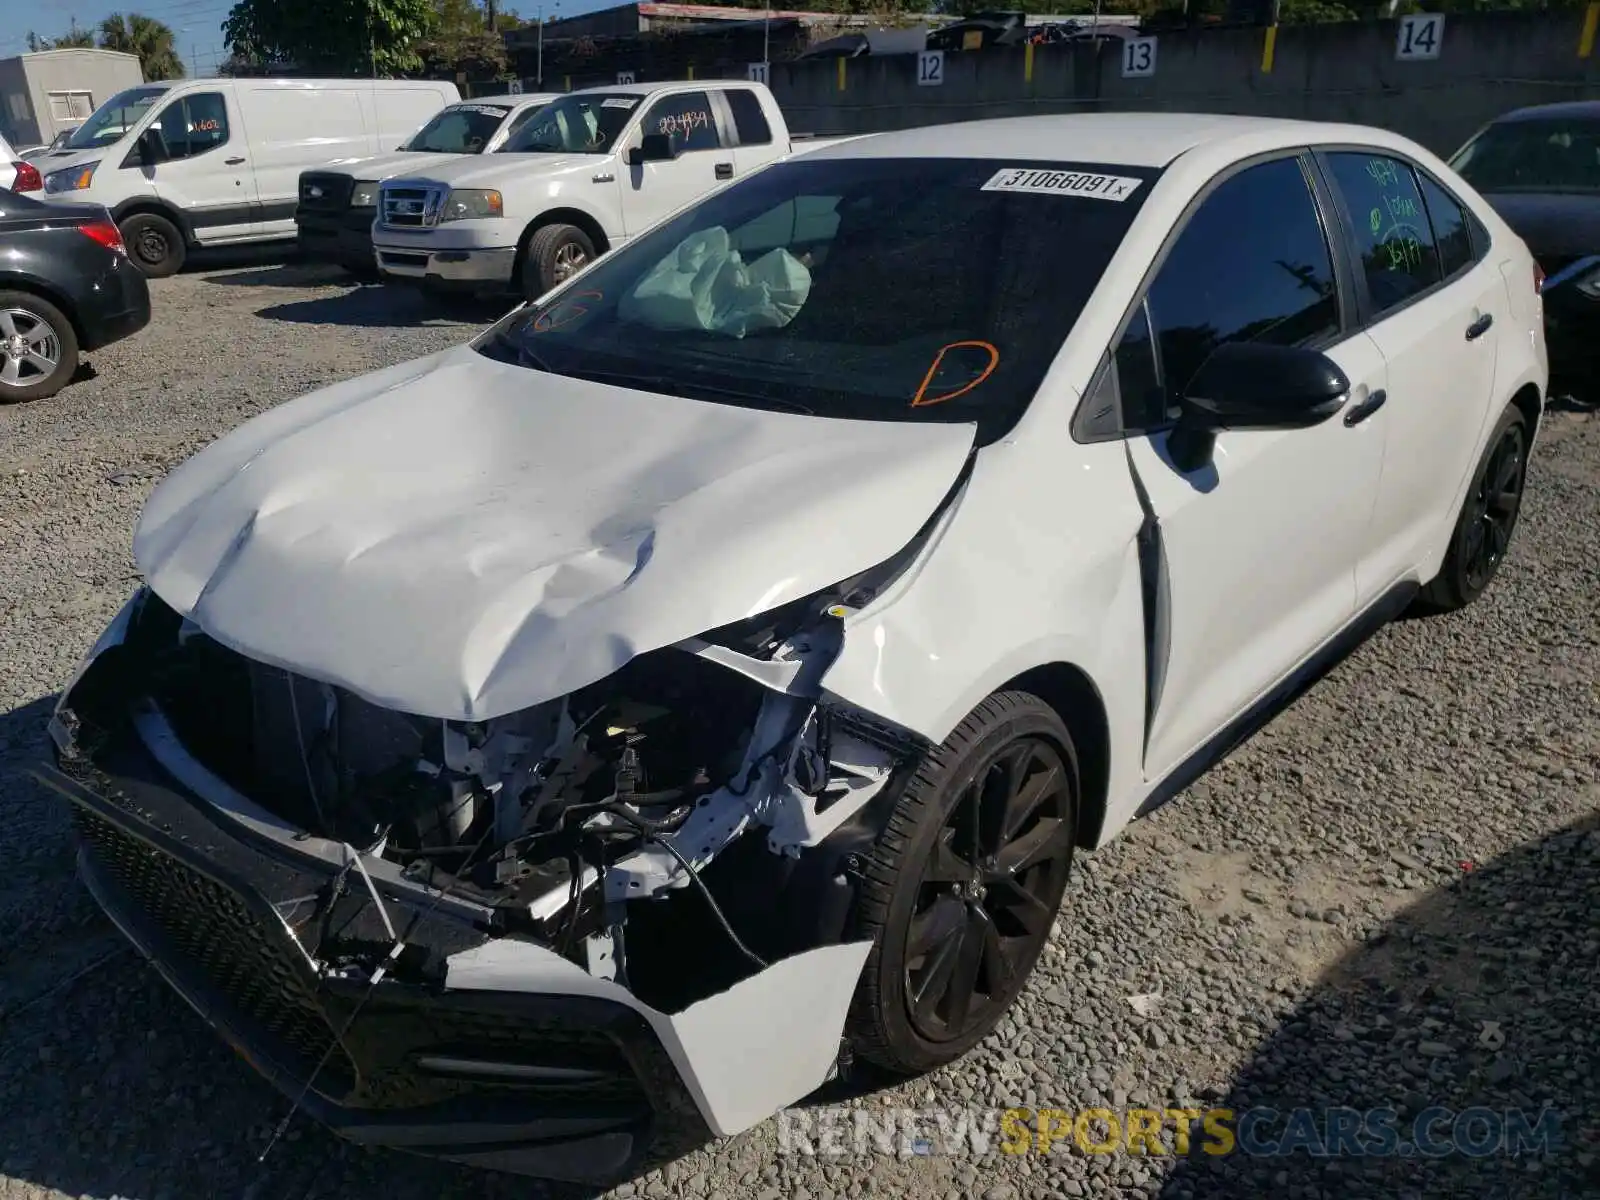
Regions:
[[134, 347, 975, 722], [394, 153, 596, 191]]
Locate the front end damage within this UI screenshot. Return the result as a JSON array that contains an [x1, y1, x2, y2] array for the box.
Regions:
[[36, 574, 936, 1183]]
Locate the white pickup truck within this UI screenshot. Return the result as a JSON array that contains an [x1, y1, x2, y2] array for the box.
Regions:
[[372, 80, 852, 300]]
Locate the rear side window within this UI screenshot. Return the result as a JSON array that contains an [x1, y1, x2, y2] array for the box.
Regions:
[[642, 90, 722, 153], [726, 89, 772, 146], [1416, 171, 1475, 278], [1323, 152, 1443, 316], [155, 92, 229, 159], [1122, 155, 1341, 428]]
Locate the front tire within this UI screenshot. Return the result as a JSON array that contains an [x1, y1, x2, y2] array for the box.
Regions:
[[120, 212, 187, 278], [520, 223, 595, 301], [0, 290, 79, 402], [846, 691, 1078, 1075], [1413, 404, 1530, 614]]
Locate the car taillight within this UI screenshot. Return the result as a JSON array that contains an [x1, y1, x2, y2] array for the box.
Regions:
[[11, 160, 42, 192], [1534, 261, 1546, 294], [78, 219, 127, 257]]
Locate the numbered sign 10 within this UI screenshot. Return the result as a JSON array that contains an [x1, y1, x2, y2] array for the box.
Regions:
[[1396, 13, 1443, 61], [617, 70, 637, 85], [917, 49, 945, 86], [747, 61, 770, 85], [1121, 36, 1157, 79]]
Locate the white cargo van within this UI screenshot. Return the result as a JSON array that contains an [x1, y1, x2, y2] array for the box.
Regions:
[[34, 77, 461, 277]]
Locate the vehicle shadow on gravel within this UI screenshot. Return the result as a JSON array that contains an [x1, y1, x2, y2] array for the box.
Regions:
[[1160, 811, 1600, 1200], [253, 287, 511, 330]]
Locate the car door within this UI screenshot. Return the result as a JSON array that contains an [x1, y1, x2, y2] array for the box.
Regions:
[[620, 89, 734, 236], [719, 86, 785, 178], [1315, 150, 1506, 604], [1116, 153, 1390, 783], [141, 89, 258, 242]]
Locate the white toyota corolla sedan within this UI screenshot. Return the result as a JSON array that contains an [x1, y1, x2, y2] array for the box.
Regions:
[[38, 113, 1545, 1182]]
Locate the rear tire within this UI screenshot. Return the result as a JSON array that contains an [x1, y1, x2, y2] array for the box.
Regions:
[[0, 290, 79, 402], [120, 212, 186, 278], [845, 691, 1078, 1075], [1413, 403, 1530, 614], [520, 223, 595, 301]]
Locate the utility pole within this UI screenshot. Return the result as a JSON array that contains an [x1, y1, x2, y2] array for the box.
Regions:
[[486, 0, 497, 32]]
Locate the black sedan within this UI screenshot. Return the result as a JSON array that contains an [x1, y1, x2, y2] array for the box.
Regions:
[[0, 190, 151, 402], [1449, 100, 1600, 396]]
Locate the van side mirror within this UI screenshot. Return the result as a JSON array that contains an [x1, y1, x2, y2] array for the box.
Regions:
[[628, 132, 678, 166], [137, 127, 169, 165], [1168, 341, 1349, 471]]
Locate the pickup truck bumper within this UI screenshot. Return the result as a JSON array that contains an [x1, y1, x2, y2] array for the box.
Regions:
[[296, 207, 378, 273], [373, 226, 519, 295]]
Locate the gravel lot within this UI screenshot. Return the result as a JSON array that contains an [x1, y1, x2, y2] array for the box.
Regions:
[[1, 255, 1597, 1200]]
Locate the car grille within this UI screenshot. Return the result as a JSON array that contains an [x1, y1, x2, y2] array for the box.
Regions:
[[299, 171, 355, 213], [71, 807, 357, 1095], [381, 184, 445, 229]]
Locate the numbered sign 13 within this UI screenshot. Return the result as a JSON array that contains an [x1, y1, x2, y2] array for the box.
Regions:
[[917, 49, 945, 86], [747, 61, 770, 85], [1121, 36, 1157, 79], [1396, 13, 1443, 61]]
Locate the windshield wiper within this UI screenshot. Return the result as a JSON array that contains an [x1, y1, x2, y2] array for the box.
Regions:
[[564, 365, 814, 414]]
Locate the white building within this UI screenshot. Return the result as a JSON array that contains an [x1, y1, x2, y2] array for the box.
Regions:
[[0, 48, 146, 149]]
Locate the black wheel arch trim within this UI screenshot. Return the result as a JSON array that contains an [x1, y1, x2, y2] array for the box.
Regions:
[[0, 271, 85, 344], [111, 198, 196, 248]]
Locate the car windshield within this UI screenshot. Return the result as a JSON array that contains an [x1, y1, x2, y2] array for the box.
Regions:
[[496, 92, 639, 154], [401, 103, 510, 153], [65, 85, 167, 151], [1451, 116, 1600, 194], [476, 155, 1157, 444]]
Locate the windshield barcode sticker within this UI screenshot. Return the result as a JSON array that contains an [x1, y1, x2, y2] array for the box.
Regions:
[[454, 104, 509, 116], [981, 168, 1142, 201], [602, 97, 640, 109]]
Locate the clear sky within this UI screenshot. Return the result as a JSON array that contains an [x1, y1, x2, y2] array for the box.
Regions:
[[2, 0, 611, 80]]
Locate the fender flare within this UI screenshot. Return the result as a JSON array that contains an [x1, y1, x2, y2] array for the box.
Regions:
[[110, 197, 197, 248]]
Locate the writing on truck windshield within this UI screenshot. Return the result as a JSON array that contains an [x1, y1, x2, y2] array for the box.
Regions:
[[477, 157, 1158, 445], [402, 105, 511, 153], [66, 85, 167, 151], [497, 92, 639, 154]]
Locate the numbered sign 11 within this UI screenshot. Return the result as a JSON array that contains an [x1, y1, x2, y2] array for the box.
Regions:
[[747, 61, 770, 85], [918, 49, 945, 86], [617, 70, 637, 85], [1121, 36, 1157, 79], [1396, 12, 1443, 61]]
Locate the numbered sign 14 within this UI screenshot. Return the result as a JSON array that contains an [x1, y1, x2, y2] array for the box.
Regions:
[[617, 70, 637, 85], [917, 49, 945, 86], [747, 61, 770, 85], [1121, 36, 1157, 79], [1396, 13, 1443, 61]]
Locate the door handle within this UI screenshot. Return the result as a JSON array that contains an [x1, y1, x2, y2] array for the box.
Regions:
[[592, 172, 615, 183], [1465, 313, 1493, 340], [1343, 389, 1387, 427], [225, 156, 246, 165], [715, 162, 734, 180]]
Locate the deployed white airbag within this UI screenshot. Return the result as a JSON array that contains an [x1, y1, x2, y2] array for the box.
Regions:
[[618, 227, 811, 338]]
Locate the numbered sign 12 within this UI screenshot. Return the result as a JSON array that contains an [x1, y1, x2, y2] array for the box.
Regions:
[[918, 49, 945, 86], [1121, 36, 1157, 79], [617, 70, 637, 85], [1396, 13, 1443, 61], [747, 61, 770, 85]]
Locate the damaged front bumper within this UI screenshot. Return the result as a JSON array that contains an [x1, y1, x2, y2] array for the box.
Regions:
[[36, 585, 923, 1183]]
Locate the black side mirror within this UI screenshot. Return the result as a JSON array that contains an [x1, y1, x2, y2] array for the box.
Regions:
[[628, 132, 678, 166], [1168, 342, 1349, 471], [137, 127, 169, 165]]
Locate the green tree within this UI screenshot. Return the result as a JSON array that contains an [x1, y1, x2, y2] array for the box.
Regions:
[[98, 13, 187, 79], [26, 23, 97, 50], [416, 0, 508, 74], [223, 0, 438, 76]]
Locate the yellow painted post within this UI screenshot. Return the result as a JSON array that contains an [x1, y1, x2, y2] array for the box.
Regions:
[[1024, 41, 1034, 84], [687, 63, 695, 79], [1261, 25, 1278, 73], [564, 75, 571, 91], [837, 56, 847, 92], [1580, 2, 1600, 57]]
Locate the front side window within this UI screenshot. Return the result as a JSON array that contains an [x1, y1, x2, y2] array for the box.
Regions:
[[499, 92, 639, 155], [476, 156, 1157, 445], [67, 85, 166, 151], [153, 93, 230, 160], [402, 104, 509, 153], [1451, 117, 1600, 194], [641, 90, 722, 153], [726, 88, 772, 146], [1120, 156, 1340, 428], [1324, 152, 1442, 317]]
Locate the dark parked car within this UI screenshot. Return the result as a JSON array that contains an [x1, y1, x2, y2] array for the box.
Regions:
[[1450, 100, 1600, 394], [0, 190, 151, 402]]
